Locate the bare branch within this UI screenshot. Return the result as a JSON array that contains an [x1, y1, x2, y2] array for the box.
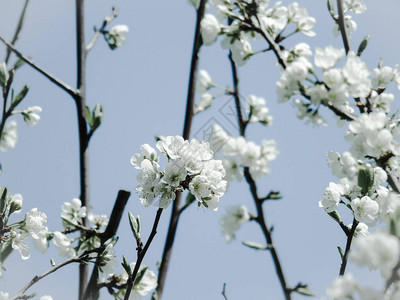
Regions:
[[5, 0, 30, 64], [86, 7, 119, 53], [0, 35, 78, 98]]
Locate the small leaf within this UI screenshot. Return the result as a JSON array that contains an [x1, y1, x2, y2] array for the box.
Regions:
[[390, 218, 398, 237], [11, 85, 29, 108], [337, 246, 344, 260], [13, 58, 25, 70], [85, 105, 92, 126], [0, 187, 8, 215], [328, 210, 343, 224], [121, 255, 132, 276], [134, 266, 148, 287], [50, 258, 56, 266], [327, 0, 336, 18], [91, 103, 103, 130], [295, 287, 315, 297], [128, 212, 140, 240], [0, 62, 9, 88], [242, 241, 269, 250], [151, 291, 159, 300], [185, 192, 196, 206], [358, 168, 374, 195], [357, 35, 370, 57]]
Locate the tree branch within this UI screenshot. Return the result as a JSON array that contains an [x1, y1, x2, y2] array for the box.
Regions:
[[75, 0, 90, 298], [0, 35, 78, 98], [336, 0, 351, 54], [124, 208, 163, 300], [229, 51, 292, 299], [156, 1, 207, 298], [339, 217, 358, 276], [10, 249, 98, 300], [86, 6, 118, 53], [83, 190, 131, 300], [5, 0, 30, 64]]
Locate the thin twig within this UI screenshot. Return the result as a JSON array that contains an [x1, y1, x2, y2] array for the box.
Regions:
[[0, 35, 78, 98], [339, 217, 358, 276], [228, 46, 292, 300], [86, 7, 118, 53], [5, 0, 30, 64], [75, 0, 91, 298], [156, 0, 207, 298], [10, 249, 98, 300], [124, 208, 163, 300], [222, 283, 229, 300], [336, 0, 351, 54]]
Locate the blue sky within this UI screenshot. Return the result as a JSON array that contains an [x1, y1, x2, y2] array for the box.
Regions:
[[1, 0, 400, 299]]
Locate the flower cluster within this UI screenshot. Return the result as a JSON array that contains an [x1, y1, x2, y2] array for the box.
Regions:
[[131, 136, 227, 210], [208, 125, 278, 181], [197, 1, 315, 66]]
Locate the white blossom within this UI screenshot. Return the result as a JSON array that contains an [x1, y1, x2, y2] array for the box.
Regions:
[[61, 198, 87, 226], [34, 236, 49, 254], [119, 263, 157, 300], [220, 205, 250, 242], [0, 292, 9, 300], [351, 196, 379, 224], [201, 14, 220, 46], [25, 208, 48, 240], [245, 95, 273, 125], [327, 273, 358, 299], [39, 296, 53, 300], [88, 213, 109, 229], [314, 46, 345, 70], [22, 106, 42, 126], [53, 231, 76, 257], [131, 144, 159, 169], [194, 93, 213, 114], [319, 182, 342, 213], [107, 25, 129, 49], [11, 231, 30, 260], [196, 70, 213, 93], [98, 243, 117, 283], [0, 120, 17, 152], [344, 0, 367, 14], [350, 231, 400, 278]]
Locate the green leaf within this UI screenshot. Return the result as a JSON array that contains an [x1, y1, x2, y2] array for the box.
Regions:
[[134, 266, 148, 287], [295, 287, 315, 297], [91, 103, 103, 131], [128, 212, 140, 240], [11, 85, 29, 108], [185, 192, 196, 206], [390, 218, 398, 237], [151, 291, 159, 300], [328, 210, 342, 224], [242, 241, 269, 250], [327, 0, 335, 18], [50, 258, 56, 266], [0, 187, 8, 215], [121, 255, 132, 276], [13, 58, 25, 70], [85, 105, 92, 126], [357, 35, 370, 57], [268, 191, 282, 200], [0, 62, 9, 88], [358, 168, 375, 195], [337, 246, 344, 260]]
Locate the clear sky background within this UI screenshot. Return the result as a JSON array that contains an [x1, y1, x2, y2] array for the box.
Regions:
[[1, 0, 400, 299]]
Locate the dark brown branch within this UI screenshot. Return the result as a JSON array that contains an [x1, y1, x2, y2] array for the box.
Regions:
[[124, 208, 163, 300], [336, 0, 351, 54], [5, 0, 29, 64], [0, 35, 78, 98], [339, 217, 358, 276], [156, 0, 207, 298], [83, 190, 131, 300], [75, 0, 90, 298], [228, 46, 292, 299]]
